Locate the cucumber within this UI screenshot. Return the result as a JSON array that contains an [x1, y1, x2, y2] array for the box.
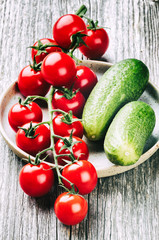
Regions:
[[82, 59, 149, 141], [104, 101, 156, 166]]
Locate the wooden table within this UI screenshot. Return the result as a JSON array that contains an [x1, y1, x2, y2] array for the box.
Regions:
[[0, 0, 159, 239]]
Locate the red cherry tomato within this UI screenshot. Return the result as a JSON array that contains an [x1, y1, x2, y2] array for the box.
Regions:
[[53, 14, 87, 49], [19, 162, 54, 197], [31, 38, 61, 64], [74, 65, 98, 98], [53, 114, 83, 141], [54, 192, 88, 225], [55, 136, 89, 166], [52, 90, 85, 118], [62, 160, 97, 195], [79, 27, 109, 59], [41, 52, 77, 87], [16, 122, 50, 156], [18, 65, 50, 97], [8, 102, 43, 132]]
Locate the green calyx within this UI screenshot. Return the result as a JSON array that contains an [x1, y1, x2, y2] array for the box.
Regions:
[[87, 20, 99, 30], [19, 122, 39, 139], [68, 184, 79, 195], [59, 131, 81, 161], [29, 56, 42, 71], [84, 17, 102, 30], [61, 111, 73, 125], [61, 111, 82, 125], [57, 85, 79, 100], [29, 40, 62, 56], [69, 31, 88, 54], [28, 155, 41, 165], [18, 97, 33, 109]]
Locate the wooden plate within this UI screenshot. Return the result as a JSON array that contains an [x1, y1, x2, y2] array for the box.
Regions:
[[0, 60, 159, 178]]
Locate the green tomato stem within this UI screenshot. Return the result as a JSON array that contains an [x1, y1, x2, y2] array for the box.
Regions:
[[47, 86, 62, 184], [51, 109, 68, 114], [47, 86, 75, 188], [20, 88, 76, 191], [23, 95, 48, 104], [35, 147, 53, 159], [75, 5, 87, 17], [34, 121, 51, 126]]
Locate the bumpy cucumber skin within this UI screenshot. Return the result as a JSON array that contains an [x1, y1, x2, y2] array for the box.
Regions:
[[104, 101, 156, 166], [82, 59, 149, 141]]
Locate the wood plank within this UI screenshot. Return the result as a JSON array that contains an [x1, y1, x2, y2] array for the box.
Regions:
[[0, 0, 159, 239]]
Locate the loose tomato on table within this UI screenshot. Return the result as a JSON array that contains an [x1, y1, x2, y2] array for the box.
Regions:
[[53, 14, 87, 50], [55, 136, 89, 165], [74, 65, 98, 98], [8, 101, 43, 132], [30, 38, 61, 64], [52, 88, 85, 118], [79, 25, 109, 59], [53, 113, 83, 141], [18, 64, 50, 97], [54, 192, 88, 225], [16, 122, 50, 156], [62, 160, 97, 195], [41, 52, 77, 87], [19, 162, 54, 197]]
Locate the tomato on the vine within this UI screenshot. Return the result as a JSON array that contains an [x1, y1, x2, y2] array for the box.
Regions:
[[52, 89, 85, 118], [8, 101, 43, 132], [16, 122, 50, 156], [18, 65, 50, 97], [53, 14, 87, 49], [62, 160, 97, 195], [53, 113, 83, 141], [31, 38, 61, 64], [74, 65, 98, 98], [55, 136, 89, 165], [79, 27, 109, 59], [41, 52, 77, 87], [19, 162, 54, 197], [54, 192, 88, 225]]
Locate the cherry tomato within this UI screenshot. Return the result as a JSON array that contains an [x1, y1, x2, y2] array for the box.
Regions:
[[55, 136, 89, 166], [54, 192, 88, 225], [62, 160, 97, 195], [16, 122, 50, 156], [74, 65, 98, 98], [19, 162, 54, 197], [79, 27, 109, 59], [52, 90, 85, 118], [31, 38, 61, 64], [53, 113, 83, 141], [53, 14, 87, 49], [18, 65, 50, 97], [41, 52, 77, 87], [8, 102, 43, 132]]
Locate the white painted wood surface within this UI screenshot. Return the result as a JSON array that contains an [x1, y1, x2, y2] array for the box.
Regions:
[[0, 0, 159, 239]]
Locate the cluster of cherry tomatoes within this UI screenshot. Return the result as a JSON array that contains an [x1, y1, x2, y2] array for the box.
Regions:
[[7, 5, 109, 225]]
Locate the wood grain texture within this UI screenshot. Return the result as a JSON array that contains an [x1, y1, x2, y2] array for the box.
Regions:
[[0, 0, 159, 239]]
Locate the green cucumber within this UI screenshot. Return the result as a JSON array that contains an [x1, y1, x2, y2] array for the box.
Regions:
[[104, 101, 156, 166], [82, 59, 149, 141]]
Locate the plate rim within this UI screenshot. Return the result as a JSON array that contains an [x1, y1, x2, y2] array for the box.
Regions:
[[0, 59, 159, 178]]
